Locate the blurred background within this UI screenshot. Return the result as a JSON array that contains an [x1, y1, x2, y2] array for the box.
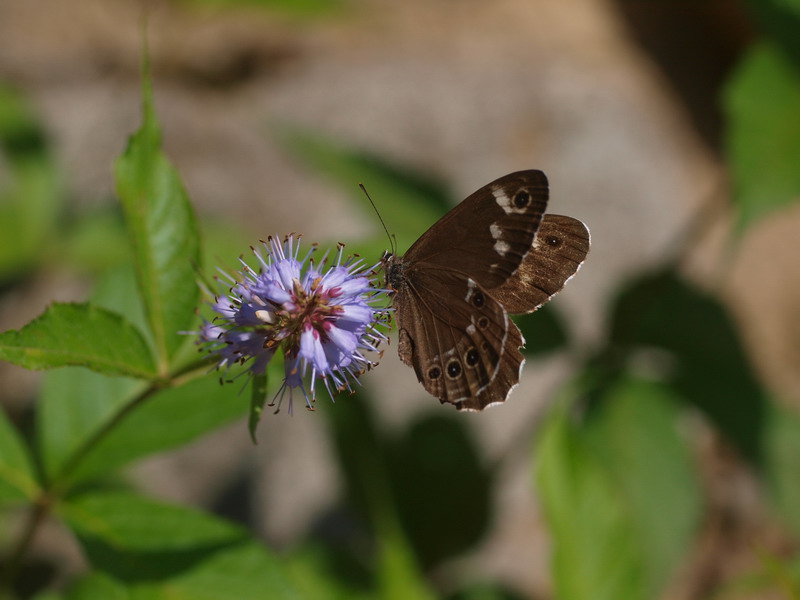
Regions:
[[1, 0, 799, 598]]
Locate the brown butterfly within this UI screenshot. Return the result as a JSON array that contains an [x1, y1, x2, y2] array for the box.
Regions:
[[383, 170, 589, 410]]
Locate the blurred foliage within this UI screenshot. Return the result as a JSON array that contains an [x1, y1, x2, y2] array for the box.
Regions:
[[179, 0, 345, 19], [725, 41, 800, 231], [1, 3, 800, 599]]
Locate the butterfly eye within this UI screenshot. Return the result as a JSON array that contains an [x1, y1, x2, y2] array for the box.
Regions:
[[428, 366, 442, 380], [446, 360, 462, 378], [545, 235, 562, 247], [471, 291, 485, 308], [465, 348, 479, 367], [513, 190, 531, 209]]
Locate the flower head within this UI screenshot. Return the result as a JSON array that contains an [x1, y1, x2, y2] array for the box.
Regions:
[[198, 234, 390, 413]]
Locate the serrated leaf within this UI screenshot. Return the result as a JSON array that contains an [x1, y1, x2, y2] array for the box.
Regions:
[[0, 303, 156, 378], [0, 407, 40, 504], [62, 492, 302, 599], [115, 59, 201, 370], [725, 42, 800, 231]]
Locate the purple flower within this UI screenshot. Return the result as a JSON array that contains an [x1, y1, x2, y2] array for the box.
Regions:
[[198, 234, 390, 413]]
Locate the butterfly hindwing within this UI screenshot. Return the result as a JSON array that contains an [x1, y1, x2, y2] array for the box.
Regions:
[[394, 267, 524, 410], [493, 214, 590, 314]]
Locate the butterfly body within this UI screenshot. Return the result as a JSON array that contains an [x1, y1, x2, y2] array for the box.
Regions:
[[385, 170, 589, 411]]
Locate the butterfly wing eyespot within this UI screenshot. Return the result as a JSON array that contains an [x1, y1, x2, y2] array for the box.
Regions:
[[513, 190, 531, 209], [465, 347, 480, 367], [446, 360, 462, 379]]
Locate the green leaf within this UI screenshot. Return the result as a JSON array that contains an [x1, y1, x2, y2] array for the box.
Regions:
[[0, 407, 40, 504], [583, 380, 702, 596], [725, 42, 800, 231], [0, 85, 61, 281], [608, 269, 768, 463], [763, 402, 800, 536], [0, 303, 157, 379], [742, 0, 800, 69], [67, 371, 248, 484], [181, 0, 344, 18], [535, 378, 701, 600], [115, 58, 201, 370], [67, 572, 129, 600], [275, 125, 451, 253], [62, 492, 302, 599], [38, 367, 142, 480], [536, 398, 642, 600], [386, 414, 492, 570], [322, 394, 436, 600]]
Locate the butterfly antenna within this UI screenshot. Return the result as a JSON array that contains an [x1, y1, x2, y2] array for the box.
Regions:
[[359, 183, 395, 255]]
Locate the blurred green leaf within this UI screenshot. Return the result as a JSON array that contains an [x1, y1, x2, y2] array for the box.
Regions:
[[742, 0, 800, 69], [584, 379, 702, 596], [536, 396, 642, 600], [609, 269, 768, 463], [387, 413, 492, 570], [62, 492, 302, 598], [0, 303, 157, 378], [446, 582, 526, 600], [0, 85, 61, 282], [283, 546, 371, 600], [38, 366, 141, 481], [60, 208, 131, 275], [536, 378, 701, 600], [0, 407, 40, 504], [513, 304, 569, 357], [725, 42, 800, 231], [322, 393, 436, 600], [62, 491, 245, 580], [763, 402, 800, 536], [0, 84, 48, 162], [115, 58, 201, 370], [67, 572, 129, 600], [275, 125, 451, 254], [68, 371, 248, 484], [180, 0, 344, 18]]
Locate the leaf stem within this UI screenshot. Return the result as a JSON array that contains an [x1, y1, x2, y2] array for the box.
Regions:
[[0, 356, 217, 593]]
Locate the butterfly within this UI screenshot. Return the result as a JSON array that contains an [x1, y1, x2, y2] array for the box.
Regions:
[[383, 170, 589, 410]]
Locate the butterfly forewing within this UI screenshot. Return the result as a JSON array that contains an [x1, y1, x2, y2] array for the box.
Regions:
[[493, 214, 590, 314], [402, 170, 549, 289]]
